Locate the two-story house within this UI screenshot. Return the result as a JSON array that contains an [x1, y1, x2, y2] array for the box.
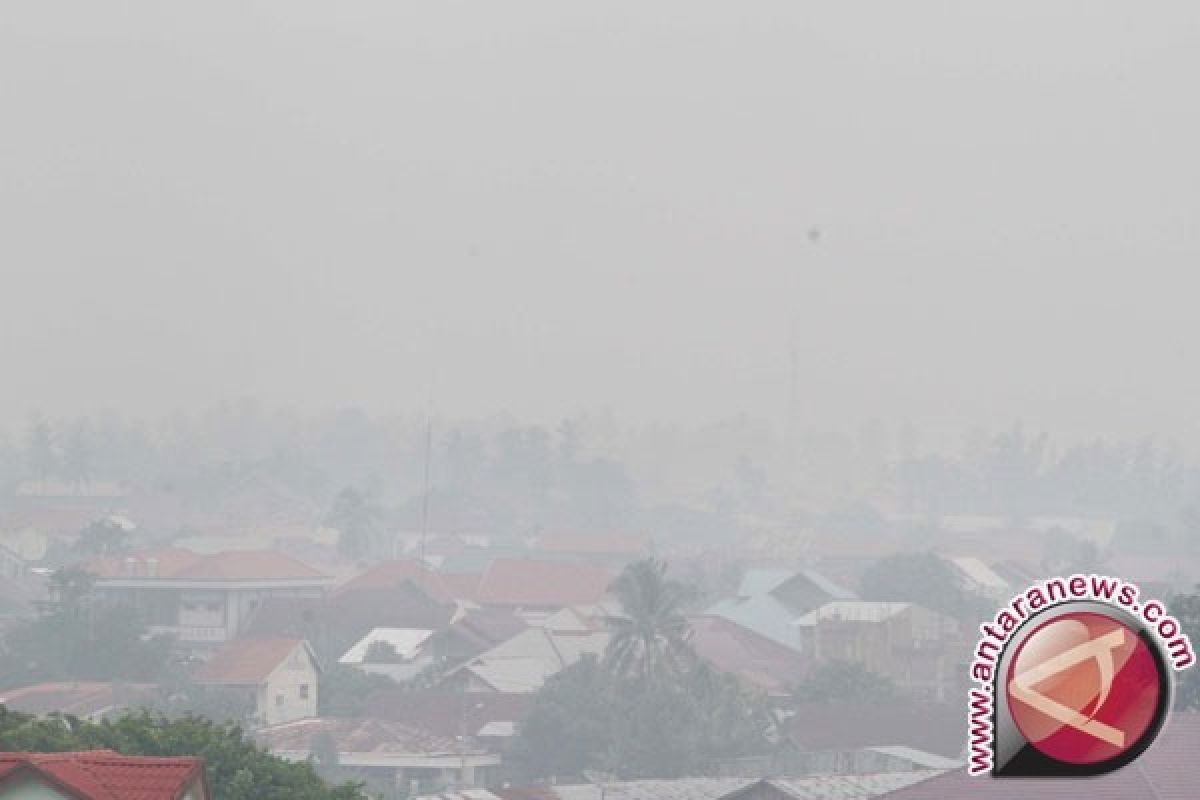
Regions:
[[793, 601, 962, 701], [87, 549, 333, 651]]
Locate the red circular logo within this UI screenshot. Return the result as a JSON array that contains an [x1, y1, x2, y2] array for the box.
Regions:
[[1006, 611, 1163, 765]]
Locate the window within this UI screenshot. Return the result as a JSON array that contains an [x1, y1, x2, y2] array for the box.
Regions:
[[299, 684, 310, 699], [276, 694, 284, 707]]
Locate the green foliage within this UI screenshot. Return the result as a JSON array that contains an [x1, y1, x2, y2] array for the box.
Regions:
[[0, 568, 174, 690], [512, 655, 771, 782], [318, 665, 399, 717], [858, 551, 988, 622], [363, 640, 403, 664], [326, 487, 384, 560], [0, 709, 366, 800], [72, 519, 131, 560], [791, 659, 903, 705], [513, 559, 771, 782]]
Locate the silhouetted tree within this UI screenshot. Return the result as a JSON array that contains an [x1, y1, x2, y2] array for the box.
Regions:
[[605, 559, 695, 680]]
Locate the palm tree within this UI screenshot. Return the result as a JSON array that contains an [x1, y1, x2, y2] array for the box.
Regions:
[[604, 559, 696, 680]]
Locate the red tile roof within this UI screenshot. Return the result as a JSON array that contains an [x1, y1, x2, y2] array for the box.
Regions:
[[192, 638, 310, 686], [878, 712, 1200, 798], [474, 559, 614, 608], [335, 560, 455, 602], [88, 549, 328, 583], [0, 682, 157, 718], [0, 750, 206, 800], [688, 615, 807, 693]]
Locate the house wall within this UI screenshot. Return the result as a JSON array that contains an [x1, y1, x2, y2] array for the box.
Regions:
[[0, 775, 72, 799], [800, 607, 962, 701], [260, 644, 319, 725]]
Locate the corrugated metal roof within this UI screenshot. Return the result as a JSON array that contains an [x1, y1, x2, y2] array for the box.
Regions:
[[339, 627, 434, 664], [793, 602, 911, 626]]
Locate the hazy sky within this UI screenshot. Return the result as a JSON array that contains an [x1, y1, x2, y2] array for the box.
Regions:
[[3, 3, 1199, 445]]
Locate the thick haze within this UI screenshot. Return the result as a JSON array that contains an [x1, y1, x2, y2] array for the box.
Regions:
[[3, 3, 1199, 445]]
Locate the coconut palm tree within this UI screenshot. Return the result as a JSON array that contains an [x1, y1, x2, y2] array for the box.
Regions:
[[604, 558, 696, 680]]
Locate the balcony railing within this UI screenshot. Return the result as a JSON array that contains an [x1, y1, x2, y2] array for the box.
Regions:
[[148, 624, 228, 642]]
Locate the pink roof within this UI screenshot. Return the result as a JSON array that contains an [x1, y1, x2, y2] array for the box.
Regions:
[[89, 549, 328, 582], [474, 559, 613, 608], [0, 750, 206, 800], [879, 712, 1200, 798], [192, 639, 309, 686], [0, 682, 156, 718], [689, 615, 807, 693], [335, 560, 455, 602]]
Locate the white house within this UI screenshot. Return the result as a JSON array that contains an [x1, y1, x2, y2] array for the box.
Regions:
[[193, 638, 320, 727]]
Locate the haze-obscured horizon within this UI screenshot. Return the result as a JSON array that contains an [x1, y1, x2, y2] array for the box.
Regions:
[[5, 2, 1200, 449]]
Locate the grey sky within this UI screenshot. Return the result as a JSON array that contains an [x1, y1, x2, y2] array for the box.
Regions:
[[3, 3, 1199, 445]]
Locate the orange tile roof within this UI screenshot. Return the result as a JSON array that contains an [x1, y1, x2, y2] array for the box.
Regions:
[[88, 549, 328, 582], [0, 750, 206, 800], [475, 559, 614, 608], [335, 560, 455, 601], [0, 682, 157, 718], [192, 638, 309, 686]]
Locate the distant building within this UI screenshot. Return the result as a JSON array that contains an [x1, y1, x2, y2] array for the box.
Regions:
[[877, 711, 1200, 798], [717, 774, 942, 800], [258, 717, 501, 795], [687, 615, 807, 694], [473, 559, 614, 612], [192, 638, 319, 727], [339, 627, 437, 682], [705, 567, 856, 653], [87, 549, 332, 650], [793, 601, 961, 701], [0, 750, 208, 800], [443, 607, 609, 693]]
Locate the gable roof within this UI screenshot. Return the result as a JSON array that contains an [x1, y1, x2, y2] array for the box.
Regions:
[[705, 593, 803, 652], [257, 717, 485, 757], [0, 682, 157, 720], [688, 615, 807, 693], [0, 750, 205, 800], [794, 602, 912, 626], [335, 560, 457, 602], [877, 712, 1200, 798], [453, 624, 609, 693], [475, 559, 613, 608], [339, 628, 434, 664], [193, 638, 314, 686], [89, 549, 329, 584], [719, 774, 942, 800]]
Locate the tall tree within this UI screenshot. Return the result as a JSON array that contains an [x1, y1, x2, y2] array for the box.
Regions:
[[25, 417, 55, 482], [605, 559, 696, 680], [326, 487, 383, 560], [858, 551, 988, 622]]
